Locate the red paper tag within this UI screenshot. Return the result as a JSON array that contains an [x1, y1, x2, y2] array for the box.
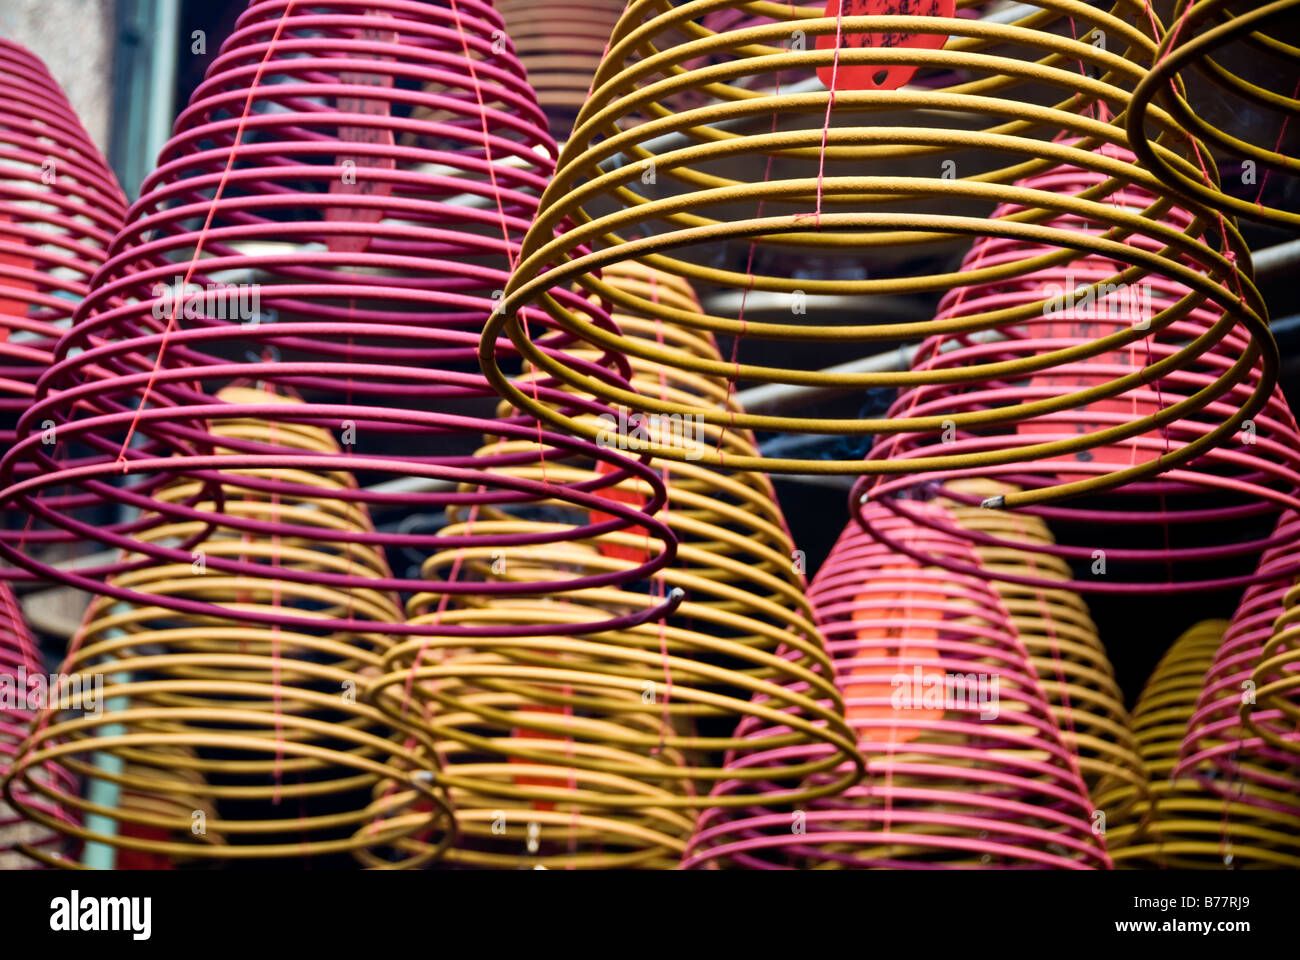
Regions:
[[116, 824, 177, 869], [327, 13, 397, 254], [815, 0, 954, 92], [509, 704, 571, 813], [588, 457, 651, 564]]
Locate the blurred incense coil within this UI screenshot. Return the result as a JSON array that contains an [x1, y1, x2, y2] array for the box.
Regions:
[[1127, 0, 1300, 229], [2, 387, 456, 867], [0, 583, 77, 868], [1106, 619, 1300, 868], [1246, 576, 1300, 768], [482, 0, 1273, 496], [0, 0, 679, 634], [853, 150, 1300, 594], [379, 661, 699, 869], [938, 478, 1147, 824], [0, 37, 127, 560], [1176, 511, 1300, 821], [495, 0, 625, 138], [371, 265, 859, 864], [684, 502, 1110, 869]]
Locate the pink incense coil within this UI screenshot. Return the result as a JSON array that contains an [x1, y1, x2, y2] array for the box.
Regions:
[[683, 502, 1109, 870], [0, 38, 127, 520], [1176, 511, 1300, 815], [853, 146, 1300, 595], [0, 0, 680, 632], [1247, 575, 1300, 770], [0, 583, 77, 868], [1105, 619, 1300, 869]]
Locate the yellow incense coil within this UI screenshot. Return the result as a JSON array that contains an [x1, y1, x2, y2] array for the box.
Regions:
[[941, 479, 1148, 824], [369, 266, 858, 867], [1106, 620, 1300, 868], [1245, 580, 1300, 763], [1127, 0, 1300, 229], [2, 387, 454, 867], [481, 0, 1273, 504]]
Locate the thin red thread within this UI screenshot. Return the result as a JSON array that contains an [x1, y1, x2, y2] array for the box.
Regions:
[[117, 0, 299, 465]]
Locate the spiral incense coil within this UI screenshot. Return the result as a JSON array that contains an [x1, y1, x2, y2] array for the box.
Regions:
[[481, 0, 1273, 495], [2, 387, 456, 867], [0, 0, 681, 633], [1106, 620, 1300, 869], [109, 747, 225, 869], [495, 0, 625, 137], [1234, 511, 1300, 788], [0, 38, 127, 509], [376, 663, 699, 869], [0, 583, 77, 868], [853, 150, 1300, 593], [367, 265, 858, 864], [684, 503, 1110, 870], [1246, 577, 1300, 766], [1177, 511, 1300, 818], [938, 479, 1147, 823], [1127, 0, 1300, 229]]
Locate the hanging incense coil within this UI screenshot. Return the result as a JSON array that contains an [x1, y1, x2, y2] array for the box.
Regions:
[[373, 658, 699, 869], [108, 746, 225, 869], [368, 265, 859, 866], [495, 0, 625, 138], [0, 0, 680, 634], [2, 387, 456, 867], [853, 150, 1300, 594], [482, 0, 1273, 498], [938, 479, 1147, 823], [1246, 572, 1300, 767], [1176, 511, 1300, 818], [1106, 620, 1300, 868], [1127, 0, 1300, 229], [0, 37, 127, 551], [0, 583, 77, 868], [684, 503, 1110, 869]]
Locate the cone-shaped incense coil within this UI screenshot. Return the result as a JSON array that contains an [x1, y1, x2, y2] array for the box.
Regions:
[[0, 0, 678, 633], [1178, 511, 1300, 818], [481, 1, 1273, 493], [2, 387, 456, 867], [0, 38, 127, 554], [938, 479, 1147, 824], [370, 266, 858, 865], [1106, 620, 1300, 869], [852, 146, 1298, 594], [0, 583, 77, 867], [684, 503, 1109, 869], [1127, 0, 1300, 229], [495, 0, 624, 138]]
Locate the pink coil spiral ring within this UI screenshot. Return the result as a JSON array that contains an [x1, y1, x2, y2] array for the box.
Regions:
[[1177, 511, 1300, 815], [683, 503, 1108, 870], [854, 146, 1300, 595], [0, 0, 681, 633], [0, 36, 127, 559], [0, 583, 77, 867]]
